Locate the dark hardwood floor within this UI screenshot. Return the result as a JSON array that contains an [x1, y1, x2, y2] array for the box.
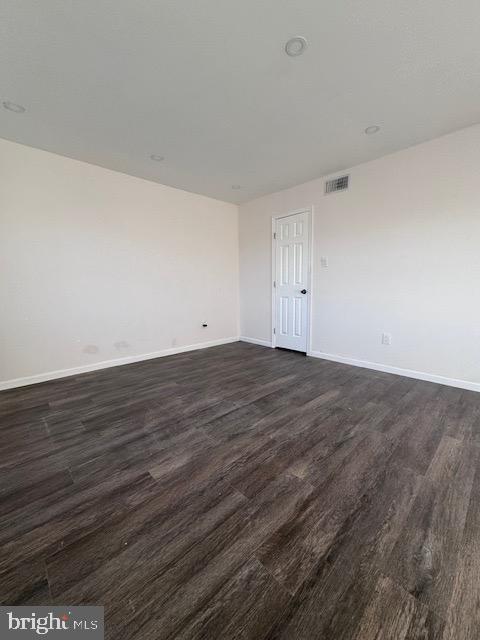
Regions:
[[1, 342, 480, 639]]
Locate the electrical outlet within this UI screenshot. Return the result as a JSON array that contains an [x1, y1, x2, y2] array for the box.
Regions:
[[382, 333, 392, 345], [320, 256, 329, 268]]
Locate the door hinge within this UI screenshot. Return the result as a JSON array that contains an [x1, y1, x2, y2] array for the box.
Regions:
[[273, 280, 276, 288], [273, 232, 276, 240], [273, 328, 276, 335]]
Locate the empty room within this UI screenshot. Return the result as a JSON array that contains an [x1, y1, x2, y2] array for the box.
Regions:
[[1, 1, 480, 638]]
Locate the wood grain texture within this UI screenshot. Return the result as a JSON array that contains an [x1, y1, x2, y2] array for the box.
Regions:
[[441, 457, 480, 640], [354, 575, 444, 640], [385, 436, 479, 613], [1, 341, 479, 639]]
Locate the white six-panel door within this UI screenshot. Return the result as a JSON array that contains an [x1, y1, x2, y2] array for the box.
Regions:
[[274, 211, 310, 352]]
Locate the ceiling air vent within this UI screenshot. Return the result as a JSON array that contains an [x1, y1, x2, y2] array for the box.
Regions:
[[325, 174, 349, 194]]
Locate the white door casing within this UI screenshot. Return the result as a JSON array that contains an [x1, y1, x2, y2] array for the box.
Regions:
[[273, 210, 311, 352]]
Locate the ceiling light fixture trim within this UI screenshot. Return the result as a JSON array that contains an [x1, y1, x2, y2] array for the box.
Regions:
[[285, 36, 308, 57]]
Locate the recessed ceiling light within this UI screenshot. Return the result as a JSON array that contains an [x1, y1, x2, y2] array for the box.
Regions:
[[231, 184, 242, 190], [2, 100, 26, 113], [285, 36, 308, 57], [150, 154, 164, 162], [365, 125, 380, 135]]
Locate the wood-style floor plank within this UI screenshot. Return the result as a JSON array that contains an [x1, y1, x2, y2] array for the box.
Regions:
[[174, 558, 291, 640], [266, 461, 422, 640], [1, 342, 479, 639], [354, 574, 444, 640], [384, 436, 479, 613], [441, 458, 480, 640]]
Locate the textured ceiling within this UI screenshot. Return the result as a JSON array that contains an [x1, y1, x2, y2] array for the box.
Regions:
[[1, 0, 480, 203]]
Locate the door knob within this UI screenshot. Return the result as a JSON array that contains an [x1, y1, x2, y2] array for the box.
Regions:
[[300, 289, 307, 294]]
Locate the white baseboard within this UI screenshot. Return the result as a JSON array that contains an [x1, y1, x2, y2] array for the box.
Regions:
[[0, 337, 240, 391], [308, 350, 480, 393], [239, 336, 273, 348], [3, 339, 477, 394]]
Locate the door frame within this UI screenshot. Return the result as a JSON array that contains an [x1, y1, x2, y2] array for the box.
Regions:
[[271, 207, 314, 353]]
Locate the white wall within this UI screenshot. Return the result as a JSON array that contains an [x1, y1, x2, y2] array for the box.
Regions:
[[240, 125, 480, 389], [0, 138, 239, 386]]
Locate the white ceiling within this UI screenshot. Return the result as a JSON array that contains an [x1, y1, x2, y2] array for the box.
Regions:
[[1, 0, 480, 204]]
